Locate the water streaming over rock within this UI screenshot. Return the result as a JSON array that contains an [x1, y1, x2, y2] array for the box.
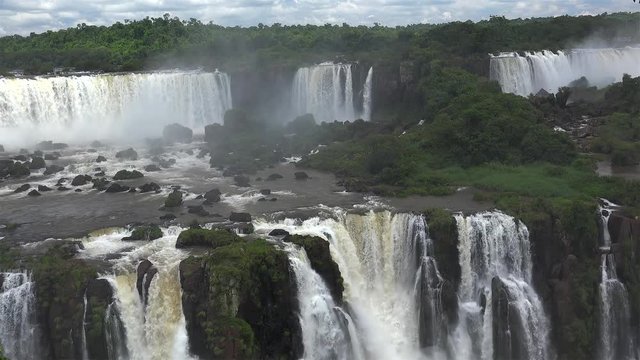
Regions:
[[292, 63, 373, 122], [83, 227, 194, 360], [453, 211, 551, 360], [598, 205, 636, 360], [490, 47, 640, 96], [0, 71, 232, 146], [256, 210, 447, 360], [0, 271, 40, 360]]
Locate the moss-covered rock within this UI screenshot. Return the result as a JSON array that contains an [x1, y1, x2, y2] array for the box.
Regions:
[[180, 239, 302, 359], [164, 189, 183, 208], [122, 225, 163, 241], [113, 170, 144, 180], [85, 279, 114, 360], [423, 208, 460, 287], [284, 234, 344, 303], [176, 228, 239, 249]]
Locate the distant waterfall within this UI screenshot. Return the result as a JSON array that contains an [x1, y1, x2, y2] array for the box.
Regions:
[[453, 211, 551, 360], [0, 271, 40, 360], [293, 63, 373, 122], [0, 71, 232, 145], [490, 47, 640, 96], [255, 210, 448, 359], [598, 206, 635, 360]]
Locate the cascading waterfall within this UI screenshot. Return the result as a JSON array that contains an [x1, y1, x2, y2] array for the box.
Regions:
[[453, 211, 550, 360], [83, 227, 194, 360], [82, 290, 89, 360], [292, 63, 373, 122], [256, 210, 447, 360], [0, 71, 232, 146], [598, 205, 636, 360], [490, 47, 640, 96], [0, 271, 40, 360]]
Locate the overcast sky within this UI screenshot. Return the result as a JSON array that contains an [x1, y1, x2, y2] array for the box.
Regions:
[[0, 0, 637, 36]]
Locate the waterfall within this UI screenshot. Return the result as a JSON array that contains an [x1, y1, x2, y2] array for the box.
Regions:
[[81, 290, 89, 360], [292, 63, 373, 122], [490, 47, 640, 96], [598, 205, 635, 360], [0, 271, 40, 360], [255, 210, 448, 359], [453, 211, 551, 360], [0, 71, 232, 146], [84, 227, 194, 360]]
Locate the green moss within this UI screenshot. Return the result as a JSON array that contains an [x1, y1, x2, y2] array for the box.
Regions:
[[164, 190, 183, 208], [423, 208, 460, 286], [176, 228, 239, 249], [122, 225, 163, 241]]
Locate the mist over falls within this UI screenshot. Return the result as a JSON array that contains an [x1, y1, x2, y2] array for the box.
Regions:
[[490, 47, 640, 96]]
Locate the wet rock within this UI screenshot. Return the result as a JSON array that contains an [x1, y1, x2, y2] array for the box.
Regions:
[[136, 260, 158, 306], [37, 185, 52, 192], [176, 228, 239, 248], [8, 162, 30, 177], [492, 277, 527, 360], [28, 190, 41, 197], [269, 229, 290, 237], [32, 150, 43, 157], [115, 148, 138, 161], [163, 123, 193, 144], [266, 173, 284, 181], [95, 155, 107, 163], [294, 171, 309, 180], [14, 184, 31, 193], [57, 186, 70, 191], [258, 197, 267, 202], [204, 188, 222, 203], [75, 189, 83, 192], [123, 225, 163, 241], [144, 164, 161, 172], [128, 188, 137, 193], [105, 183, 130, 193], [44, 165, 64, 175], [92, 178, 111, 191], [138, 182, 161, 193], [260, 189, 271, 195], [160, 214, 177, 221], [188, 205, 210, 217], [164, 189, 183, 208], [234, 175, 251, 187], [56, 178, 68, 186], [113, 170, 144, 180], [29, 156, 46, 169], [13, 154, 27, 161], [233, 223, 254, 235], [94, 171, 106, 177], [270, 198, 278, 202], [85, 278, 113, 359], [71, 175, 92, 186], [229, 212, 251, 223]]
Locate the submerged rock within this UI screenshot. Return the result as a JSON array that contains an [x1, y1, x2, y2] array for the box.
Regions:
[[260, 189, 271, 195], [28, 190, 41, 197], [37, 185, 52, 192], [294, 171, 309, 180], [71, 175, 92, 186], [43, 165, 64, 175], [57, 186, 70, 191], [95, 155, 107, 163], [144, 164, 161, 172], [188, 205, 210, 217], [266, 173, 284, 181], [160, 213, 177, 221], [105, 183, 130, 193], [115, 148, 138, 161], [234, 175, 251, 187], [229, 212, 251, 223], [163, 123, 193, 144], [113, 170, 144, 180], [138, 182, 161, 193]]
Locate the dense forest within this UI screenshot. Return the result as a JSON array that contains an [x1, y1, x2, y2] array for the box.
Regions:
[[0, 12, 639, 74]]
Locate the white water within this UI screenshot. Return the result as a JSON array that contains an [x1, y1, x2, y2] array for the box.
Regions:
[[453, 211, 550, 360], [81, 227, 195, 360], [0, 271, 40, 360], [81, 290, 89, 360], [293, 63, 373, 122], [0, 71, 232, 147], [598, 206, 636, 360], [255, 210, 447, 360], [490, 47, 640, 96]]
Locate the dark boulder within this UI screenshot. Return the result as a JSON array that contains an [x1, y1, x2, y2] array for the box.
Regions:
[[266, 173, 284, 181], [38, 185, 52, 192], [163, 123, 193, 144], [138, 183, 161, 193], [71, 175, 92, 186], [13, 154, 27, 161], [29, 156, 46, 169], [229, 212, 251, 223], [294, 172, 309, 180], [269, 229, 290, 237], [75, 189, 83, 192], [123, 225, 163, 241], [234, 175, 251, 187], [92, 178, 111, 191], [204, 188, 222, 203], [260, 189, 271, 195], [164, 190, 183, 208], [115, 148, 138, 161], [8, 162, 30, 177], [136, 260, 158, 306], [188, 205, 210, 217], [95, 155, 107, 163], [160, 214, 177, 221], [14, 184, 31, 193], [94, 171, 106, 177], [105, 183, 130, 193], [113, 170, 144, 180], [28, 190, 41, 197], [57, 186, 70, 191], [44, 165, 64, 175], [32, 150, 43, 157], [144, 164, 161, 172]]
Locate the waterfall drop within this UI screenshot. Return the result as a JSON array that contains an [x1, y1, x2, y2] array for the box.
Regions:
[[490, 47, 640, 96], [0, 271, 40, 360]]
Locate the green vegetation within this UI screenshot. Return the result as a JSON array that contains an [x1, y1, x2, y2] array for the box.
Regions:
[[164, 189, 183, 208], [175, 228, 239, 248], [122, 225, 163, 241]]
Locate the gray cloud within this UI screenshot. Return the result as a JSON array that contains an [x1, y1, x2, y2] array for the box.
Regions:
[[0, 0, 636, 36]]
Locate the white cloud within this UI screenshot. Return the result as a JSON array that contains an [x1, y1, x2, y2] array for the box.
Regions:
[[0, 0, 636, 35]]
